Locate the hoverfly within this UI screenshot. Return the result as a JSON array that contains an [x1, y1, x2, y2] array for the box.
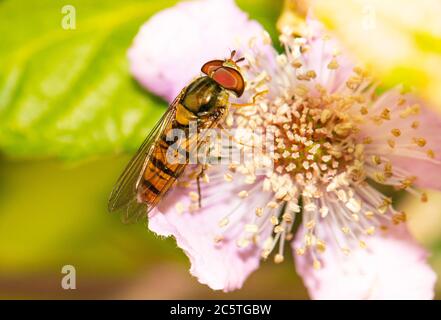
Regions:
[[108, 51, 246, 222]]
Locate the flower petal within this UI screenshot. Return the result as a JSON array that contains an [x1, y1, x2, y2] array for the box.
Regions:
[[359, 90, 441, 190], [302, 17, 355, 93], [294, 224, 436, 300], [128, 0, 270, 102], [148, 168, 272, 291]]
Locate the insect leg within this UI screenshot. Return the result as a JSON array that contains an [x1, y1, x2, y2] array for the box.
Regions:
[[196, 165, 206, 209], [231, 90, 269, 108]]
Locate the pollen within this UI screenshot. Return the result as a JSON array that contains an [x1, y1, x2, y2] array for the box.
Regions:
[[391, 128, 401, 137], [327, 58, 339, 69], [238, 190, 249, 198], [219, 217, 229, 228], [207, 27, 435, 269], [313, 259, 322, 270], [413, 137, 426, 147], [189, 191, 199, 202], [274, 254, 284, 264]]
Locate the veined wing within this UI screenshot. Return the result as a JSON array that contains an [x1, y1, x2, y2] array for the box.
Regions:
[[108, 95, 181, 222], [139, 106, 229, 215]]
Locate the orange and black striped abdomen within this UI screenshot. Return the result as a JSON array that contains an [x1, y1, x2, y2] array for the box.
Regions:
[[138, 121, 188, 207]]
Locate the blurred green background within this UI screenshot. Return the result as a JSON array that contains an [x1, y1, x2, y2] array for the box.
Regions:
[[0, 0, 440, 299]]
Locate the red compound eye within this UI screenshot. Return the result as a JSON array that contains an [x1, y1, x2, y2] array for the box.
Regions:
[[211, 66, 245, 97], [201, 60, 224, 76]]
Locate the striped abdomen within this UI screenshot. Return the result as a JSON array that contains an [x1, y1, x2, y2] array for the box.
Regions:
[[138, 121, 189, 208]]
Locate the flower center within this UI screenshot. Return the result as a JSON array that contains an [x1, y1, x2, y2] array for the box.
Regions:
[[177, 30, 438, 268], [270, 87, 363, 184]]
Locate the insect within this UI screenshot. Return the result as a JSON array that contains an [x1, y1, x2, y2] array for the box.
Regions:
[[108, 50, 246, 223]]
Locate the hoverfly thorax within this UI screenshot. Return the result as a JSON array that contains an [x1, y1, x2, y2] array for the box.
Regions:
[[182, 76, 226, 115]]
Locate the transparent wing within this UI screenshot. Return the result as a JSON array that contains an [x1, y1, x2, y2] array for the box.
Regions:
[[139, 107, 229, 215], [108, 98, 179, 222]]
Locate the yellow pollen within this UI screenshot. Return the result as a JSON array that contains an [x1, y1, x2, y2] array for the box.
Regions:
[[359, 240, 367, 249], [175, 202, 184, 214], [380, 108, 391, 120], [411, 121, 420, 129], [313, 259, 322, 270], [306, 220, 316, 229], [189, 191, 199, 202], [334, 122, 353, 136], [374, 172, 386, 183], [294, 84, 309, 97], [224, 173, 233, 182], [236, 238, 250, 248], [360, 106, 368, 115], [274, 254, 284, 264], [255, 207, 264, 217], [378, 198, 392, 214], [391, 128, 401, 137], [366, 226, 376, 235], [320, 109, 332, 123], [421, 192, 428, 202], [267, 201, 279, 209], [316, 240, 326, 253], [291, 59, 302, 68], [411, 104, 421, 114], [306, 70, 317, 79], [270, 215, 279, 225], [295, 247, 305, 256], [238, 190, 249, 198], [219, 217, 229, 227], [282, 212, 293, 223], [346, 76, 363, 90], [392, 212, 407, 224], [387, 139, 396, 148], [371, 155, 381, 165], [427, 149, 435, 159], [363, 137, 373, 144], [400, 176, 415, 189], [327, 58, 339, 69], [261, 249, 270, 259], [364, 211, 374, 218], [214, 235, 224, 243], [413, 137, 426, 147]]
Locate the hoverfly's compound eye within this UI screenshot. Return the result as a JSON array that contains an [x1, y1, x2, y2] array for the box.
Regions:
[[201, 51, 245, 97], [201, 60, 224, 76], [211, 67, 245, 97]]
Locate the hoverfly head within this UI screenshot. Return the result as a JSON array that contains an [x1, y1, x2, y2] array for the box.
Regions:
[[201, 50, 246, 97]]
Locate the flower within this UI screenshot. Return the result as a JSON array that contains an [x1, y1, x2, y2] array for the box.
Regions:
[[128, 0, 439, 298]]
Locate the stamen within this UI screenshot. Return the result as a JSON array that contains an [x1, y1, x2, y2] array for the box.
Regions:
[[207, 29, 435, 268]]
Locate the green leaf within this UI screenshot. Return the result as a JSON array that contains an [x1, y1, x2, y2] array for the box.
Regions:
[[0, 0, 175, 160], [0, 0, 282, 160]]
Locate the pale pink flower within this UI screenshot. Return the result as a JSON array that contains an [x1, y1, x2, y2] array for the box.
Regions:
[[128, 0, 439, 298]]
